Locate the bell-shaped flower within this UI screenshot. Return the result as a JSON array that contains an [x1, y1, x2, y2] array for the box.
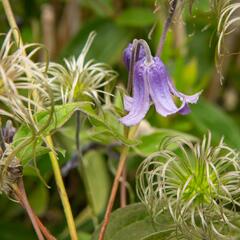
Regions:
[[119, 56, 202, 126], [123, 43, 145, 70]]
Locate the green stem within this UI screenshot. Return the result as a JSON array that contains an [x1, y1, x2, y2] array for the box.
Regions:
[[98, 126, 138, 240], [46, 136, 78, 240], [2, 1, 78, 239], [2, 0, 23, 48]]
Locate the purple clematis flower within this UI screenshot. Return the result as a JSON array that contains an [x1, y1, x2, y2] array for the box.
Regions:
[[123, 43, 145, 70], [119, 46, 202, 126]]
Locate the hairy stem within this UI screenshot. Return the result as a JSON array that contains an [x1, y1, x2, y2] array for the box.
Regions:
[[98, 126, 138, 240], [34, 215, 56, 240], [14, 179, 44, 240], [156, 0, 178, 57], [15, 179, 56, 240], [45, 136, 78, 240]]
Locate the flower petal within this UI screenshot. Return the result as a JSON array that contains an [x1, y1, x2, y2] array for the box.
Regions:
[[123, 43, 146, 70], [119, 60, 150, 126], [123, 95, 133, 112], [147, 57, 180, 116], [178, 103, 191, 115], [167, 77, 202, 104]]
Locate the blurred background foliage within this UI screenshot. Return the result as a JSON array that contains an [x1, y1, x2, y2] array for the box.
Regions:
[[0, 0, 240, 239]]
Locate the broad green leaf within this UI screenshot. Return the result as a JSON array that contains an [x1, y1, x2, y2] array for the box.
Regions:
[[28, 182, 49, 215], [18, 143, 50, 166], [13, 102, 135, 166], [116, 7, 155, 27], [13, 103, 89, 164], [81, 151, 110, 216], [86, 107, 138, 146], [92, 203, 175, 240], [13, 103, 88, 145], [133, 129, 198, 157], [69, 104, 137, 145], [141, 231, 178, 240], [78, 232, 91, 240], [190, 100, 240, 148]]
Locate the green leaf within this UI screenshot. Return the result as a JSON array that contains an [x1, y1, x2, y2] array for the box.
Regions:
[[28, 182, 49, 215], [133, 129, 198, 157], [14, 102, 88, 145], [190, 100, 240, 148], [92, 203, 175, 240], [116, 7, 155, 27], [81, 151, 110, 216], [141, 231, 178, 240], [78, 232, 91, 240], [13, 103, 89, 163], [18, 143, 50, 166], [13, 102, 135, 166], [84, 106, 138, 146]]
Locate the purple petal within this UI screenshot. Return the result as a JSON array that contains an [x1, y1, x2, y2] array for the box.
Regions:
[[167, 77, 202, 104], [178, 103, 191, 115], [123, 43, 146, 70], [123, 95, 133, 112], [147, 57, 201, 116], [119, 60, 150, 126], [147, 57, 180, 116]]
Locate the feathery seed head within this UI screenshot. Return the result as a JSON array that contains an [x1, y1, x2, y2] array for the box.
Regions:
[[0, 30, 53, 127], [137, 133, 240, 239], [45, 32, 117, 104]]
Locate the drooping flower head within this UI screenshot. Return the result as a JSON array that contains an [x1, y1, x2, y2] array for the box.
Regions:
[[119, 40, 202, 126], [123, 43, 145, 70]]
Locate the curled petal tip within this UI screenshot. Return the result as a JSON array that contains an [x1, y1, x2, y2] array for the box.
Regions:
[[178, 103, 191, 115]]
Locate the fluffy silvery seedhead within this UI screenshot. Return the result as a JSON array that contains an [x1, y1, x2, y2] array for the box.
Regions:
[[137, 133, 240, 239], [0, 30, 53, 127], [45, 32, 117, 104]]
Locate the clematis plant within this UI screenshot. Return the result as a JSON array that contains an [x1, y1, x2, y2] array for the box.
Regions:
[[119, 40, 202, 126]]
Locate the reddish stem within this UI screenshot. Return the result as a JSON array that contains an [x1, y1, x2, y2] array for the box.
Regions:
[[98, 145, 129, 240], [35, 216, 56, 240], [120, 166, 127, 208], [14, 178, 56, 240]]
